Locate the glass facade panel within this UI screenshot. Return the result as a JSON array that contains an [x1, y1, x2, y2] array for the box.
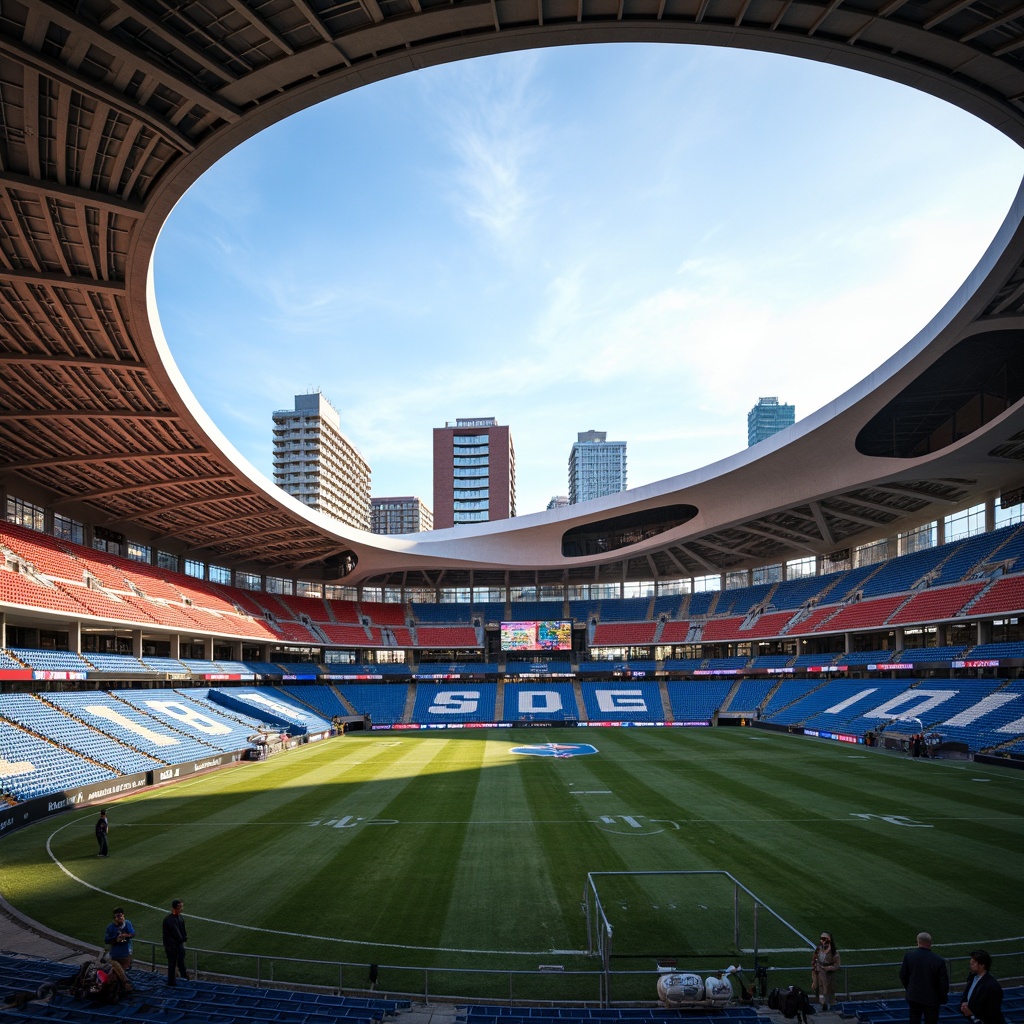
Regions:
[[898, 522, 936, 556], [854, 538, 889, 567], [6, 496, 44, 532], [127, 541, 151, 563], [266, 576, 293, 595], [996, 498, 1024, 528], [693, 574, 721, 592], [945, 502, 985, 542], [53, 513, 84, 545], [157, 551, 179, 572]]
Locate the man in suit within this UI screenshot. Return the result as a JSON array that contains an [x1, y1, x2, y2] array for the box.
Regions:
[[960, 950, 1006, 1024], [161, 899, 189, 987], [899, 932, 950, 1024]]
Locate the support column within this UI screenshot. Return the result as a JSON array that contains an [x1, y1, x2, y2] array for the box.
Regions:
[[68, 620, 82, 654], [977, 619, 992, 645], [168, 634, 180, 659], [131, 629, 143, 659]]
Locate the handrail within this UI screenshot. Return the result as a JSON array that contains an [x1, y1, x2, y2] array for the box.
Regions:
[[123, 939, 1024, 1007]]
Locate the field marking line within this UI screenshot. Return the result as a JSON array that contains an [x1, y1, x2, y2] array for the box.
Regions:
[[41, 818, 583, 958]]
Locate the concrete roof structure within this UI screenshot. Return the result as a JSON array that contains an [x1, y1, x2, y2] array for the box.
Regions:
[[3, 0, 1024, 591]]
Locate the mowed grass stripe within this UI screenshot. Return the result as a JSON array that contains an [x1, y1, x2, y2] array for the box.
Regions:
[[436, 735, 579, 962]]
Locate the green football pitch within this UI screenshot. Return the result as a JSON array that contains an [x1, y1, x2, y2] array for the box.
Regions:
[[1, 728, 1021, 1000]]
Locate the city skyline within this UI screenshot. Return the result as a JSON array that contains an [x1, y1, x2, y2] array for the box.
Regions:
[[152, 44, 1024, 520]]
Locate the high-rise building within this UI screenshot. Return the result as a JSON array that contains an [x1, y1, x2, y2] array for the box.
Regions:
[[568, 430, 627, 505], [272, 392, 371, 530], [433, 417, 515, 529], [371, 496, 433, 535], [547, 495, 569, 511], [747, 396, 796, 446]]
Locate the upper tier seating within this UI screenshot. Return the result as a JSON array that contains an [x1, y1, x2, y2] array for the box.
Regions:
[[714, 582, 774, 617], [811, 595, 906, 632], [14, 515, 1024, 660], [858, 546, 949, 598], [888, 582, 985, 625], [320, 623, 374, 646], [768, 570, 847, 610], [927, 525, 1019, 585], [416, 626, 481, 648], [964, 574, 1024, 617], [361, 601, 407, 626], [737, 610, 797, 638], [412, 602, 475, 624], [658, 620, 691, 643], [686, 591, 716, 616], [568, 600, 601, 624], [0, 566, 91, 615], [700, 617, 744, 642], [591, 621, 657, 646], [597, 597, 650, 621], [651, 593, 684, 619], [277, 594, 335, 622]]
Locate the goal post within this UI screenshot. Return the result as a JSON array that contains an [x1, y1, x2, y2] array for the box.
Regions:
[[583, 870, 815, 1003]]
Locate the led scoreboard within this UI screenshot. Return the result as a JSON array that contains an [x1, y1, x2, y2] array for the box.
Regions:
[[500, 620, 572, 652]]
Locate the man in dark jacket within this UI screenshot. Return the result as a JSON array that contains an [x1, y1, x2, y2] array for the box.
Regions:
[[959, 950, 1006, 1024], [899, 932, 950, 1024], [95, 811, 108, 857], [161, 899, 188, 987]]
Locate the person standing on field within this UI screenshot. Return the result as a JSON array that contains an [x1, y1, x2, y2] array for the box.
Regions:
[[95, 810, 109, 857], [900, 932, 950, 1024]]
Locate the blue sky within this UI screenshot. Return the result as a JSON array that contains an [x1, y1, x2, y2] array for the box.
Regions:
[[152, 43, 1024, 520]]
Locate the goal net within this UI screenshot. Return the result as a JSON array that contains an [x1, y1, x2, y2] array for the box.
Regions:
[[583, 870, 814, 973]]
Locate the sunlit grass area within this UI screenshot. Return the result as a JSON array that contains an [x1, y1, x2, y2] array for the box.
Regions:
[[1, 729, 1021, 998]]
